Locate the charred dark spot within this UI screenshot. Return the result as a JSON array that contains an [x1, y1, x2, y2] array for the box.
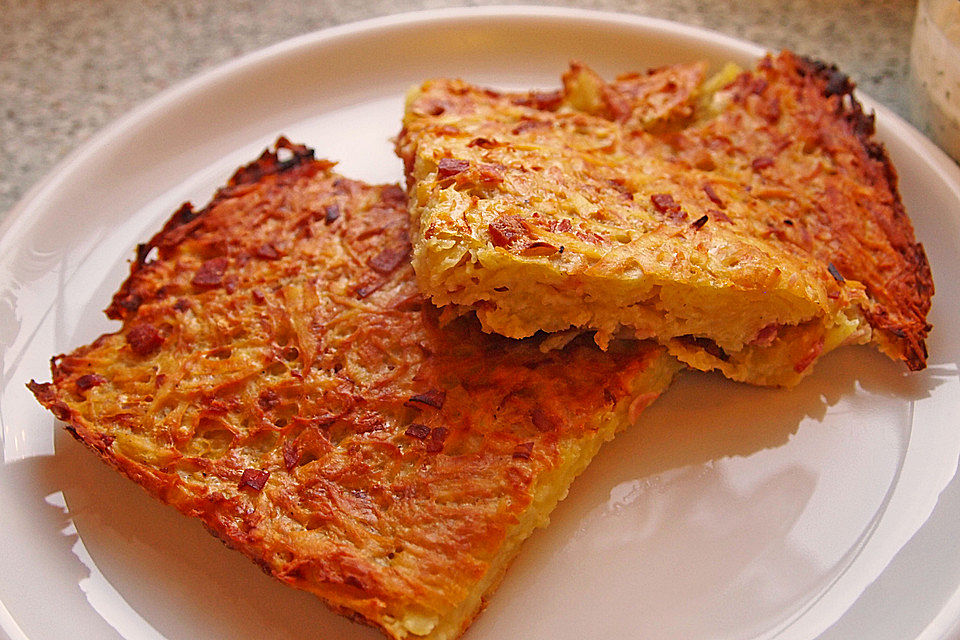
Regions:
[[531, 408, 558, 432], [852, 108, 877, 138], [511, 89, 564, 111], [437, 158, 470, 179], [239, 468, 270, 491], [608, 178, 634, 200], [703, 183, 725, 209], [799, 56, 856, 98], [691, 215, 709, 229], [391, 293, 424, 312], [173, 202, 199, 224], [192, 257, 229, 288], [710, 209, 733, 223], [404, 423, 431, 440], [824, 69, 853, 97], [827, 262, 845, 284], [255, 243, 281, 260], [764, 96, 782, 123], [355, 281, 384, 299], [752, 156, 775, 171], [229, 138, 315, 186], [475, 163, 505, 185], [118, 293, 143, 313], [488, 215, 528, 248], [511, 119, 548, 135], [126, 324, 164, 356], [258, 389, 280, 411], [864, 139, 886, 162], [650, 193, 687, 222], [520, 241, 559, 256], [512, 442, 534, 460], [369, 245, 410, 274], [282, 442, 299, 470], [27, 380, 56, 404], [468, 137, 498, 149], [651, 193, 678, 213], [435, 125, 461, 137], [324, 204, 341, 224], [135, 243, 154, 265], [76, 374, 106, 391], [50, 402, 71, 422], [405, 389, 446, 410], [380, 185, 406, 206], [425, 426, 449, 453], [679, 335, 730, 362]]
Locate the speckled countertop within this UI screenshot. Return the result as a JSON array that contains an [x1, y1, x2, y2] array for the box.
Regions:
[[1, 0, 917, 221]]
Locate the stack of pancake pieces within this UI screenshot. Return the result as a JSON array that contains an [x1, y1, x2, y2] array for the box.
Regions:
[[30, 51, 932, 640]]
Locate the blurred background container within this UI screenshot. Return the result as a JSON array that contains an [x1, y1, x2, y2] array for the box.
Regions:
[[910, 0, 960, 163]]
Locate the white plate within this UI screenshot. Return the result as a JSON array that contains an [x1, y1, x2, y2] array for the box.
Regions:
[[2, 7, 960, 640]]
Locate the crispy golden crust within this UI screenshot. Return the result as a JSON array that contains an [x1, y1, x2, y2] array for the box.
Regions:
[[397, 52, 932, 386], [717, 53, 933, 369], [29, 139, 680, 640]]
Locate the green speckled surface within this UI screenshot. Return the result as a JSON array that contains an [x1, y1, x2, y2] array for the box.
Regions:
[[0, 0, 917, 220]]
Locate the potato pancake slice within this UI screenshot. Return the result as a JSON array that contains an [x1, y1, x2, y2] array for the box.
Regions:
[[29, 139, 680, 640], [397, 52, 932, 386]]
